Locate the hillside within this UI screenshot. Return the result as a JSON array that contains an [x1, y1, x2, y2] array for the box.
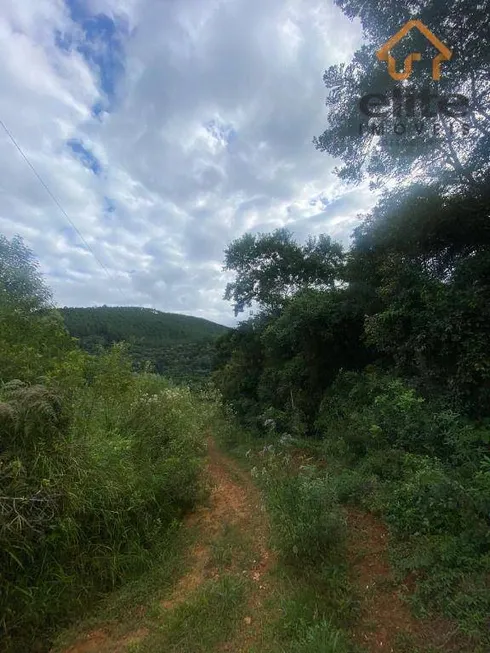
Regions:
[[60, 306, 229, 381]]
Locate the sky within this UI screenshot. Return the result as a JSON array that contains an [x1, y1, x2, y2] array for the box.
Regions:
[[0, 0, 371, 326]]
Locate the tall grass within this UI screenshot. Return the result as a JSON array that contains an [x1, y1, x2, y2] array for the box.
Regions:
[[0, 345, 209, 653], [259, 464, 346, 565]]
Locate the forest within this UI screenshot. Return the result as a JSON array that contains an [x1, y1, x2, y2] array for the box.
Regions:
[[61, 306, 229, 382]]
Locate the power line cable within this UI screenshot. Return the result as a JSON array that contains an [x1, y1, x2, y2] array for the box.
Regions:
[[0, 118, 127, 303]]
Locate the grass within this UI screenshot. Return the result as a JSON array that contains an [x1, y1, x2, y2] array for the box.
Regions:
[[51, 411, 366, 653], [51, 395, 485, 653], [212, 419, 360, 653], [54, 496, 251, 653], [135, 575, 247, 652], [58, 566, 247, 653], [284, 621, 353, 653], [52, 522, 197, 651], [61, 414, 360, 653], [213, 413, 488, 653], [264, 564, 359, 653], [53, 414, 265, 653], [207, 522, 254, 570], [56, 407, 484, 653]]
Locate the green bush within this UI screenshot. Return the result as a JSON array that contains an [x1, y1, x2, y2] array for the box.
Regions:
[[357, 448, 406, 481], [314, 369, 490, 645], [380, 454, 489, 545], [384, 455, 470, 537], [317, 370, 490, 463], [0, 348, 207, 653], [330, 468, 378, 505]]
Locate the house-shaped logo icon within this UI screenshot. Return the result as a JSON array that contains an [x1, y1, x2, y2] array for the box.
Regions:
[[377, 20, 452, 81]]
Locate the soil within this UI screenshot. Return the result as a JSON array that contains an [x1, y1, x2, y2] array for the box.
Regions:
[[347, 507, 469, 652], [59, 438, 274, 653], [59, 440, 470, 653]]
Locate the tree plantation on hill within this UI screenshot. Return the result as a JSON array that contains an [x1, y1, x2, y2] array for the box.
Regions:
[[61, 306, 229, 382]]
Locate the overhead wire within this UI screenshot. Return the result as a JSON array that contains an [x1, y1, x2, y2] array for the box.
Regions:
[[0, 118, 128, 303]]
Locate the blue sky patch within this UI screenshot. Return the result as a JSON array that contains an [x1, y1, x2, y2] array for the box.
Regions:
[[56, 0, 128, 111], [205, 119, 237, 146], [67, 139, 102, 175], [101, 196, 117, 223], [104, 196, 116, 213]]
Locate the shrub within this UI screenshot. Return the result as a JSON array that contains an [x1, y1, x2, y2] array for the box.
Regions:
[[260, 464, 346, 564], [357, 448, 406, 481], [0, 349, 207, 652], [314, 369, 490, 644], [316, 370, 488, 463], [384, 455, 468, 537], [331, 468, 378, 505], [382, 454, 488, 541]]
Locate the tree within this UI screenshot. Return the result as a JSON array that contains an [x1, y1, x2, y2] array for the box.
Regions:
[[212, 316, 267, 423], [0, 235, 75, 383], [0, 235, 52, 311], [314, 0, 490, 191], [348, 184, 490, 413], [348, 182, 490, 279], [223, 229, 344, 315], [257, 287, 373, 431]]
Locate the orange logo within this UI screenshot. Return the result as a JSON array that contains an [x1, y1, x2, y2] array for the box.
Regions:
[[377, 20, 452, 81]]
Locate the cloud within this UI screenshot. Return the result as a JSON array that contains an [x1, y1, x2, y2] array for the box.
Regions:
[[0, 0, 367, 325]]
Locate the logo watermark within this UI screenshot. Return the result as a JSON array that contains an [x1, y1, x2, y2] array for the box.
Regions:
[[376, 20, 452, 81], [358, 21, 471, 148]]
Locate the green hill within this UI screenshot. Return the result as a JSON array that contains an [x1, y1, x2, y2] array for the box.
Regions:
[[60, 306, 229, 381]]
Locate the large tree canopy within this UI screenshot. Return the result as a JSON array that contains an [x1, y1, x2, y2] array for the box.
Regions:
[[223, 228, 344, 315], [314, 0, 490, 191], [216, 182, 490, 425]]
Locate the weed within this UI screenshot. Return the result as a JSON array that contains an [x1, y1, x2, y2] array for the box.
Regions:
[[257, 458, 346, 565]]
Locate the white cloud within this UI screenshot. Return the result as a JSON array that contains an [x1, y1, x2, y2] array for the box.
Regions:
[[0, 0, 369, 325]]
